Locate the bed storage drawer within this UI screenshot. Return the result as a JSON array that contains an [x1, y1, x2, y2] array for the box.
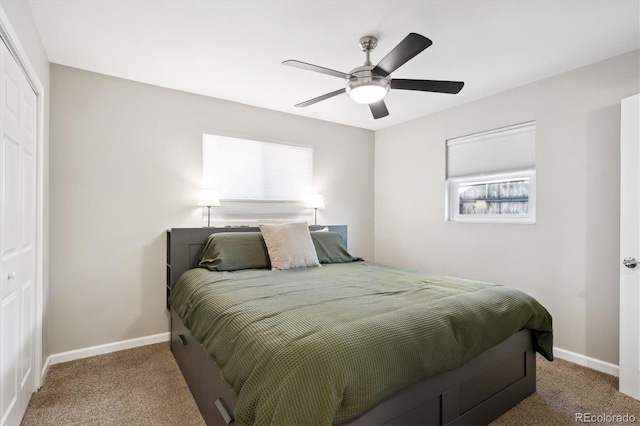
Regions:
[[171, 308, 238, 425], [170, 308, 201, 399], [199, 355, 238, 425]]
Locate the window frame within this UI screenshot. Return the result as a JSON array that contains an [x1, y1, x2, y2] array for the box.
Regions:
[[446, 170, 536, 224]]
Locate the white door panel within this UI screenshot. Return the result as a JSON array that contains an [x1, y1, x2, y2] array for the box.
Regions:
[[22, 93, 35, 153], [0, 39, 37, 426], [22, 151, 34, 248], [2, 135, 19, 256], [0, 292, 17, 425], [2, 71, 18, 119], [20, 279, 33, 386], [620, 93, 640, 400]]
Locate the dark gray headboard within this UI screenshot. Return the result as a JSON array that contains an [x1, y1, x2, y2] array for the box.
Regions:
[[166, 225, 347, 303]]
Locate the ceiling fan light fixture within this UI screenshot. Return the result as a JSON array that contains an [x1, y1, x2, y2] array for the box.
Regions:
[[347, 82, 389, 104], [346, 66, 391, 104]]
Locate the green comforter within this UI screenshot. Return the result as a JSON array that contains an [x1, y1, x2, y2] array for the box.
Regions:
[[169, 262, 553, 425]]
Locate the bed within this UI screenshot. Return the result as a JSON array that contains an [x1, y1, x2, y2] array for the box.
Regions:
[[166, 225, 552, 425]]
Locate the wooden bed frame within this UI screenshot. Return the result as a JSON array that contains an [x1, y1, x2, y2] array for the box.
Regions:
[[166, 226, 536, 425]]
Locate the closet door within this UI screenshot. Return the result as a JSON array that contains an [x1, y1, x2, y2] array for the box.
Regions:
[[0, 39, 37, 426]]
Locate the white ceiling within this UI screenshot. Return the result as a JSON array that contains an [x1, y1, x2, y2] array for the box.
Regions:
[[28, 0, 639, 131]]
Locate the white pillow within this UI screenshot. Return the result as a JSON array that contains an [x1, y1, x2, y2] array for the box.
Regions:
[[259, 222, 320, 270]]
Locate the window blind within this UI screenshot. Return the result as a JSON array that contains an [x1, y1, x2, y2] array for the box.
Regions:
[[446, 121, 536, 178], [202, 133, 313, 222]]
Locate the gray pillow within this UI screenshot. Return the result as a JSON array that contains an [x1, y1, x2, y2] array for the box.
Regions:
[[310, 231, 362, 264], [199, 232, 270, 271]]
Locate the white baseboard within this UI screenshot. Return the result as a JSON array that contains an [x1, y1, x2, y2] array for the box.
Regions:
[[40, 355, 51, 385], [554, 346, 619, 377], [49, 332, 170, 366], [42, 336, 619, 381]]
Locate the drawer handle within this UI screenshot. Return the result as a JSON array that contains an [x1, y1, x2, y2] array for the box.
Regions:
[[178, 334, 187, 345], [215, 398, 233, 425]]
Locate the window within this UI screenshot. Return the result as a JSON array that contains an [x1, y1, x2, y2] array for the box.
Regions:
[[203, 133, 313, 223], [446, 122, 536, 223]]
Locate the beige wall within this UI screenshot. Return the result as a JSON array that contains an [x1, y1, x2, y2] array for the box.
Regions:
[[0, 0, 51, 366], [375, 50, 640, 365], [49, 64, 374, 354], [46, 42, 640, 364]]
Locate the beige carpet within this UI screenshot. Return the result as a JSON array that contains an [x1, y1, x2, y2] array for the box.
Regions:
[[22, 343, 204, 426], [492, 355, 640, 425], [22, 343, 640, 425]]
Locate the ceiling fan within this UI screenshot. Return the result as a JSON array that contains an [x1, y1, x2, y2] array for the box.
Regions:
[[283, 33, 464, 119]]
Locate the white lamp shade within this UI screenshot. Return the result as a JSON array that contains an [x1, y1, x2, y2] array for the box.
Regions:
[[308, 194, 324, 209], [347, 84, 388, 104], [198, 189, 221, 207]]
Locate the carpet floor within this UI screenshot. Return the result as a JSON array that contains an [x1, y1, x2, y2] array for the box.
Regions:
[[21, 343, 640, 425]]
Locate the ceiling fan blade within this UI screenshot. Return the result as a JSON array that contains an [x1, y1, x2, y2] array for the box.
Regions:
[[283, 60, 349, 79], [391, 79, 464, 94], [369, 99, 389, 119], [372, 33, 433, 77], [294, 88, 346, 108]]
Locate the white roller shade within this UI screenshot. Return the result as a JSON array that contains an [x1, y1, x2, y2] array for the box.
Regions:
[[204, 134, 312, 200], [446, 122, 536, 178], [203, 133, 313, 223]]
